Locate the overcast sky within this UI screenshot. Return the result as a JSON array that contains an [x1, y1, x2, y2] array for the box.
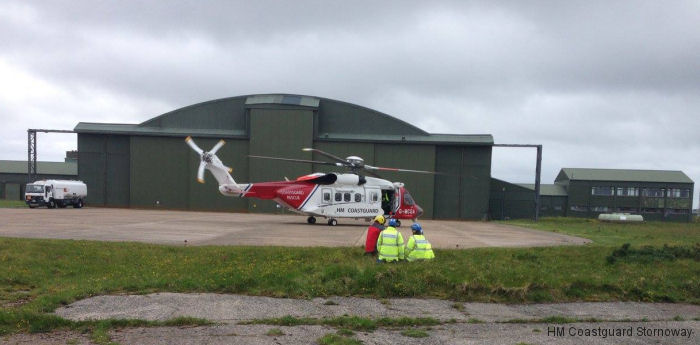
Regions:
[[1, 0, 698, 208]]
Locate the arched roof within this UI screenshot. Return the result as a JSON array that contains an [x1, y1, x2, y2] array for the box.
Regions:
[[75, 94, 492, 145]]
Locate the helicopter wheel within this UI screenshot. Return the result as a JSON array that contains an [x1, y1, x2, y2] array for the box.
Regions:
[[395, 220, 401, 227], [307, 216, 316, 224], [328, 219, 338, 226]]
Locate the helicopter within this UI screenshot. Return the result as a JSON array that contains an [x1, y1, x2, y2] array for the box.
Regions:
[[185, 136, 441, 226]]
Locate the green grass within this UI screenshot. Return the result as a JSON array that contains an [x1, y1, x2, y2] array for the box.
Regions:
[[240, 316, 441, 332], [401, 329, 429, 338], [265, 327, 284, 336], [506, 217, 698, 246], [0, 200, 26, 208], [318, 333, 363, 345], [0, 217, 697, 336]]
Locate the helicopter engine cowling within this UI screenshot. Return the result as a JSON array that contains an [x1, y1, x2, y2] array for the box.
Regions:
[[335, 174, 362, 185]]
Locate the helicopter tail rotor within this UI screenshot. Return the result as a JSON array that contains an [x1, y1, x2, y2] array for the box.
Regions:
[[185, 137, 236, 188]]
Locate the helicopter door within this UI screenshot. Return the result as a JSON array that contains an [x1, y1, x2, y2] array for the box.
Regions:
[[381, 190, 395, 215]]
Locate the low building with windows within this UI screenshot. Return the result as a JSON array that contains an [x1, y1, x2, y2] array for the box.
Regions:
[[556, 168, 694, 222], [489, 168, 694, 222]]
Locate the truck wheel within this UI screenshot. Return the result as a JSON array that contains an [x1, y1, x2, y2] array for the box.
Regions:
[[74, 199, 84, 208], [28, 205, 36, 209], [58, 202, 67, 208], [48, 200, 56, 209]]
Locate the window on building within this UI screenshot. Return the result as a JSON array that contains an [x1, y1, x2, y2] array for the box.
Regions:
[[616, 187, 639, 197], [667, 188, 690, 198], [344, 192, 351, 202], [553, 205, 563, 211], [540, 205, 549, 211], [642, 188, 665, 197], [591, 206, 609, 212], [354, 193, 362, 202], [570, 205, 588, 212], [670, 209, 690, 214], [591, 187, 614, 196], [642, 208, 662, 213], [616, 207, 638, 213]]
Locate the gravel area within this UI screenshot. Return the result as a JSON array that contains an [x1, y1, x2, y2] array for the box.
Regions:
[[4, 322, 698, 345]]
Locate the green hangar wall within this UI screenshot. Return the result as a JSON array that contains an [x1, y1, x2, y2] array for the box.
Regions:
[[74, 94, 494, 219]]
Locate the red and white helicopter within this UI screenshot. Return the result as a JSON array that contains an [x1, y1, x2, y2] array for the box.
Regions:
[[186, 136, 440, 226]]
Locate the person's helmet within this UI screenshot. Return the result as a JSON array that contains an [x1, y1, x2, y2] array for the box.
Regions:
[[411, 223, 423, 233], [388, 218, 398, 227], [373, 215, 385, 224]]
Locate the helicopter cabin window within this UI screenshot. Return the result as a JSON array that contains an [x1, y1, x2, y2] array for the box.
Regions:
[[370, 191, 379, 202], [354, 193, 362, 202], [403, 192, 415, 206], [344, 192, 351, 202], [335, 192, 342, 202], [323, 191, 331, 202]]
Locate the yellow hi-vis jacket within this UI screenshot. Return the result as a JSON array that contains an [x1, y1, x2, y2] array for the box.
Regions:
[[377, 226, 404, 261], [406, 234, 435, 261]]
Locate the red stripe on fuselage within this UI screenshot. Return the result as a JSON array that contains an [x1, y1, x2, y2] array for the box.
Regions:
[[241, 181, 316, 209]]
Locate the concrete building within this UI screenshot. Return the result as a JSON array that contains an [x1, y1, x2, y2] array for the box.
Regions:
[[74, 94, 494, 219]]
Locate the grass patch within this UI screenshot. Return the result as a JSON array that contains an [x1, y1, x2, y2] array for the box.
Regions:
[[501, 316, 604, 324], [324, 300, 339, 305], [0, 200, 26, 208], [318, 333, 363, 345], [467, 318, 484, 324], [266, 327, 284, 336], [241, 315, 440, 332], [401, 328, 429, 338], [606, 243, 699, 264], [337, 328, 354, 336]]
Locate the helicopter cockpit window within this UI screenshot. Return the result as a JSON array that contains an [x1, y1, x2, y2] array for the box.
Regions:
[[323, 192, 331, 202], [354, 193, 362, 202], [344, 192, 351, 202], [403, 192, 415, 206], [370, 192, 378, 202], [335, 192, 342, 202]]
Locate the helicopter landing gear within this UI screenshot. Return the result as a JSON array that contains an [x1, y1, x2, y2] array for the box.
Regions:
[[307, 216, 316, 224], [328, 219, 338, 226]]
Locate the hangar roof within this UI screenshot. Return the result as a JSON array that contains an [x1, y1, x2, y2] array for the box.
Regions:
[[555, 168, 693, 184], [75, 94, 493, 146], [0, 160, 77, 175]]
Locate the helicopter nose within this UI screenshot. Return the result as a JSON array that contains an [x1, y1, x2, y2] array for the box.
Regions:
[[416, 205, 423, 218]]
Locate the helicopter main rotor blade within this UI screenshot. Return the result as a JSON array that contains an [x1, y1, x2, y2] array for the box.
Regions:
[[249, 155, 342, 166], [301, 148, 349, 165], [364, 164, 446, 175]]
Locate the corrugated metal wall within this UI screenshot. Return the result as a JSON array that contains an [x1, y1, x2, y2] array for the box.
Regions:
[[248, 108, 314, 213], [434, 146, 492, 219], [77, 134, 130, 206]]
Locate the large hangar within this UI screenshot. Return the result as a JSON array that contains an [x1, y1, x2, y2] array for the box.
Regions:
[[74, 94, 494, 219]]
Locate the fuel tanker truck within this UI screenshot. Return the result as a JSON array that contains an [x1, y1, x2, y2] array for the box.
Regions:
[[24, 180, 87, 209]]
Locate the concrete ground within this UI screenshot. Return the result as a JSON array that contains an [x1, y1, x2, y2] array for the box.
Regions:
[[8, 294, 698, 345], [0, 208, 589, 248]]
